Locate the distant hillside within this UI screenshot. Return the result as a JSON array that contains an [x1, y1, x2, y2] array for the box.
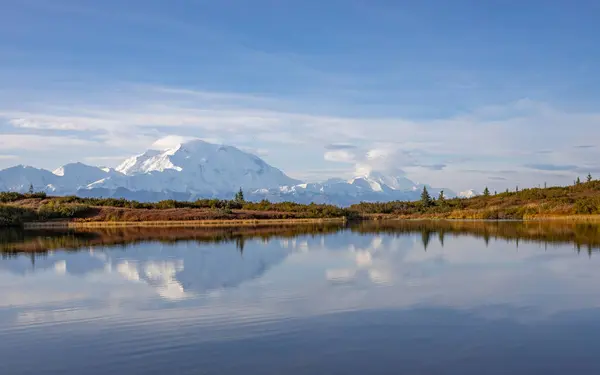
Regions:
[[350, 180, 600, 219]]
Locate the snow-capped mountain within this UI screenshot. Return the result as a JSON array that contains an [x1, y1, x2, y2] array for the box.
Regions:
[[53, 162, 120, 191], [106, 140, 300, 194], [458, 189, 479, 198], [249, 172, 450, 206], [0, 139, 455, 205], [0, 165, 58, 192], [0, 239, 295, 300]]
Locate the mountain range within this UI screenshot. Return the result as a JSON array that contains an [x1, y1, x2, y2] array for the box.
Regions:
[[0, 139, 459, 205]]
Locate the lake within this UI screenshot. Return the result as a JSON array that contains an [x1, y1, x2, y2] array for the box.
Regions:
[[2, 221, 600, 374]]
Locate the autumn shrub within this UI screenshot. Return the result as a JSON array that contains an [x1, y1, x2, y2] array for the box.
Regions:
[[0, 205, 36, 226], [574, 197, 600, 214], [0, 192, 24, 203], [37, 202, 92, 220]]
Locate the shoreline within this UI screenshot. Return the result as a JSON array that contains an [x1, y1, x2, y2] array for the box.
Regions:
[[18, 214, 600, 230], [365, 213, 600, 222], [22, 217, 347, 229]]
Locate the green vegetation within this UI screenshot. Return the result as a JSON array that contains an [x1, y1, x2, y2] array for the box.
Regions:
[[0, 205, 37, 226], [2, 178, 600, 226], [0, 191, 356, 227], [420, 186, 432, 207], [437, 190, 446, 205], [234, 188, 245, 203], [0, 191, 47, 202], [350, 179, 600, 219], [0, 195, 92, 226]]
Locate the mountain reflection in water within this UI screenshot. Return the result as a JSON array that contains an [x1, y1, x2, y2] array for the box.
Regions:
[[2, 220, 600, 375]]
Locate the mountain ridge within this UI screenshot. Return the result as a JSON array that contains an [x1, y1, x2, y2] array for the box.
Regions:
[[0, 139, 456, 205]]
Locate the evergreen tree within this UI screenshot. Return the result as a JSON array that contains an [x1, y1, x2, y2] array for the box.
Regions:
[[438, 190, 445, 203], [234, 188, 245, 203], [421, 230, 431, 251], [587, 173, 593, 182], [576, 177, 581, 185], [420, 186, 432, 207], [483, 187, 490, 196], [505, 188, 509, 194], [28, 183, 34, 194]]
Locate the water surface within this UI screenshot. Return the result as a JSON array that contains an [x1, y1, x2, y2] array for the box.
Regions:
[[2, 221, 600, 374]]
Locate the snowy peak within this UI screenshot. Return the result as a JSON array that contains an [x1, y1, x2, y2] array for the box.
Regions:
[[53, 162, 114, 178], [458, 189, 479, 198], [106, 139, 301, 193], [116, 149, 163, 175], [350, 176, 384, 192], [0, 139, 454, 205], [350, 170, 417, 192], [52, 162, 120, 190], [0, 165, 57, 192], [365, 170, 416, 191]]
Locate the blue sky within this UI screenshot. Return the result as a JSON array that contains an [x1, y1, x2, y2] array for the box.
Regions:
[[1, 0, 599, 191]]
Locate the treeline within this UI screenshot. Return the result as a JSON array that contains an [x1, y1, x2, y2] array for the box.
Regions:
[[351, 180, 600, 219]]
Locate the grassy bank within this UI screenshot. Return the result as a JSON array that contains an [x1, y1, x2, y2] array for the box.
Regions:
[[0, 192, 356, 227], [3, 180, 600, 227], [351, 180, 600, 220], [23, 217, 346, 229]]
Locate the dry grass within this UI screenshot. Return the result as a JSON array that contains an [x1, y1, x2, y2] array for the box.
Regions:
[[24, 217, 346, 229]]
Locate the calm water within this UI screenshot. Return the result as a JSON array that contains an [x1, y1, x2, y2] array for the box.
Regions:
[[2, 221, 600, 374]]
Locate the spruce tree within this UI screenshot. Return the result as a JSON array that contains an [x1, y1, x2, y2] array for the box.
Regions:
[[483, 187, 490, 196], [421, 186, 432, 207], [576, 177, 581, 185], [235, 188, 245, 203], [28, 184, 34, 194], [587, 173, 593, 182], [438, 190, 445, 202]]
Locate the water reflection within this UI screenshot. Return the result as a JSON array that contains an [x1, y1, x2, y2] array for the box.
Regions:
[[2, 221, 600, 374]]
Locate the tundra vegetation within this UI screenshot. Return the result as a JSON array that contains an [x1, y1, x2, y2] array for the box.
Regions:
[[2, 177, 600, 226]]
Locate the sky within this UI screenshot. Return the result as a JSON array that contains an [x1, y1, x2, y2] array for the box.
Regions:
[[0, 0, 599, 192]]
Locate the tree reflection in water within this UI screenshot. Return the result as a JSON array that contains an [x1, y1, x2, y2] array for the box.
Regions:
[[3, 220, 600, 260]]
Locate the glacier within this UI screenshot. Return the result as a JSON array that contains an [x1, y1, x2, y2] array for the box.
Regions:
[[0, 139, 456, 205]]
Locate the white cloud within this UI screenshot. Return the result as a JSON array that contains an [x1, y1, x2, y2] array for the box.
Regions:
[[0, 134, 99, 150], [151, 135, 198, 150], [1, 85, 600, 191], [325, 145, 411, 178], [324, 150, 357, 163]]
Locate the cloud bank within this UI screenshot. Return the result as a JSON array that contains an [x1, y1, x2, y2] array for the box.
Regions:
[[1, 85, 599, 191]]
